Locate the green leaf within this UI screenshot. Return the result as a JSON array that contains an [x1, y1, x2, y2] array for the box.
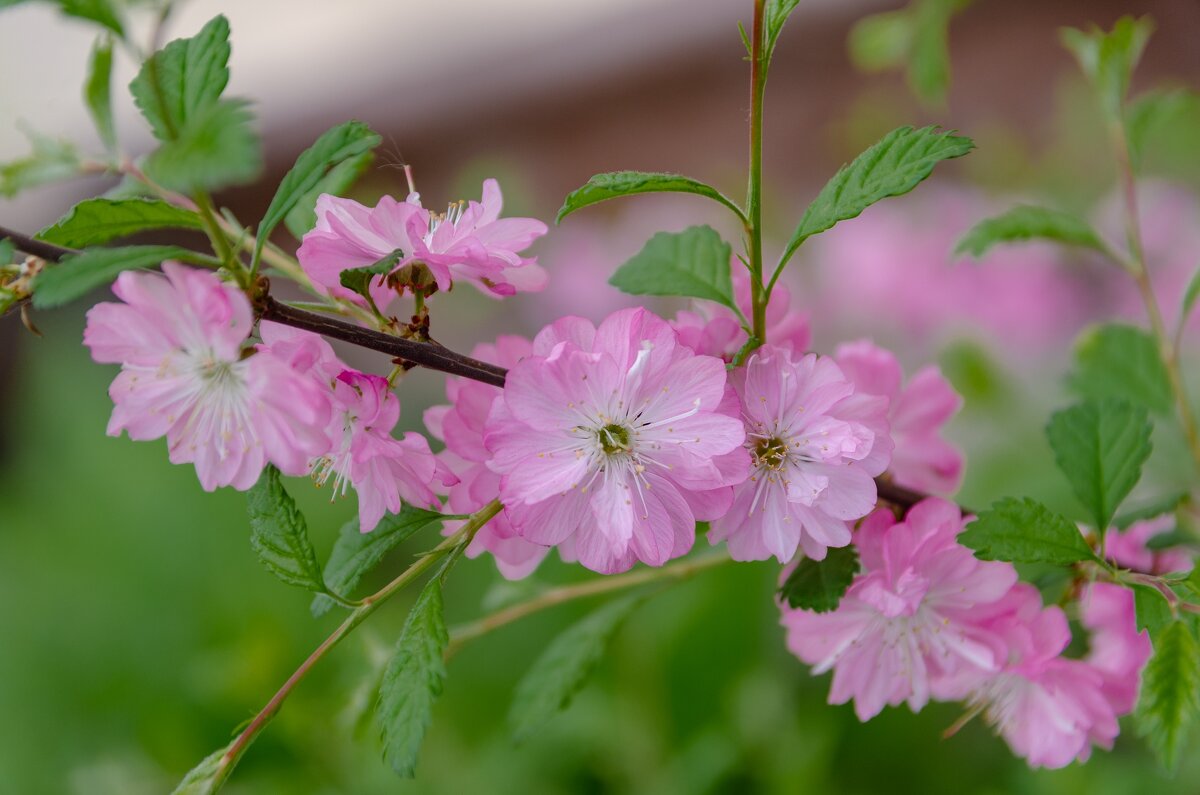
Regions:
[[1069, 324, 1172, 415], [954, 205, 1108, 259], [57, 0, 124, 37], [1146, 529, 1192, 552], [377, 578, 449, 778], [144, 99, 262, 193], [1115, 492, 1187, 529], [1133, 583, 1174, 636], [339, 249, 404, 299], [509, 594, 642, 743], [0, 129, 81, 198], [848, 10, 912, 72], [31, 244, 205, 308], [38, 198, 203, 248], [1136, 620, 1200, 771], [1181, 264, 1200, 329], [129, 14, 231, 141], [609, 226, 736, 310], [1061, 16, 1154, 119], [256, 121, 381, 263], [781, 126, 973, 264], [907, 0, 957, 106], [556, 171, 743, 224], [779, 545, 859, 612], [246, 465, 327, 593], [961, 497, 1097, 565], [0, 238, 14, 265], [763, 0, 803, 60], [284, 151, 374, 239], [1127, 88, 1195, 170], [310, 507, 445, 617], [170, 740, 237, 795], [84, 36, 116, 153], [1046, 399, 1154, 533]]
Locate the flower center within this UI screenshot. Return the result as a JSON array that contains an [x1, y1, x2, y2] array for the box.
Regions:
[[596, 423, 632, 456], [753, 436, 789, 471]]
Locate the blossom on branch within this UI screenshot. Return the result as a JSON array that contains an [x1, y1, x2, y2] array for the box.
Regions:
[[672, 269, 810, 362], [84, 264, 331, 491], [484, 308, 748, 574]]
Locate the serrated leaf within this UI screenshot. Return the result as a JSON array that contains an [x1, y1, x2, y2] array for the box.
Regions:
[[246, 465, 327, 593], [556, 171, 742, 224], [1127, 88, 1195, 170], [338, 249, 404, 299], [284, 151, 374, 239], [130, 15, 230, 142], [311, 507, 445, 617], [1133, 583, 1174, 635], [955, 205, 1108, 259], [31, 244, 205, 308], [1069, 324, 1172, 416], [961, 497, 1097, 565], [170, 740, 236, 795], [609, 226, 735, 310], [1061, 16, 1154, 120], [781, 126, 973, 264], [0, 129, 80, 198], [144, 99, 262, 193], [763, 0, 803, 60], [509, 594, 641, 743], [256, 121, 381, 262], [1136, 620, 1200, 771], [1115, 492, 1187, 529], [84, 36, 116, 153], [57, 0, 124, 37], [1046, 399, 1153, 533], [38, 198, 202, 248], [779, 545, 859, 612], [377, 578, 448, 778]]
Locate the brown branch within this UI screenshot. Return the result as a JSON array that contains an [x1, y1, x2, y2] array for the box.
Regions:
[[3, 224, 933, 510]]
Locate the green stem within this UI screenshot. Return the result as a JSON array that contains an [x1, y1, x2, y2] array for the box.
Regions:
[[193, 191, 239, 275], [1110, 120, 1200, 471], [207, 500, 502, 793], [444, 549, 730, 659], [746, 0, 768, 345]]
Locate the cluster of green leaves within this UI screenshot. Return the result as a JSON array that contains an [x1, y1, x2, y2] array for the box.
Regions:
[[848, 0, 972, 107]]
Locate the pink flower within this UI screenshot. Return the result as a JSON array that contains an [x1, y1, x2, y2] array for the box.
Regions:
[[672, 268, 810, 361], [84, 264, 331, 491], [1103, 515, 1193, 575], [781, 499, 1017, 720], [405, 179, 548, 296], [1080, 582, 1152, 715], [707, 347, 892, 563], [965, 584, 1118, 769], [259, 322, 449, 532], [425, 335, 551, 579], [297, 179, 547, 308], [834, 340, 963, 495], [483, 308, 748, 574]]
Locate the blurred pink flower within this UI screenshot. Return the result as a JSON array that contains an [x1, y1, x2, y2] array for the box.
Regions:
[[781, 499, 1017, 720], [1102, 515, 1193, 575], [672, 269, 810, 361], [708, 347, 890, 563], [484, 308, 747, 574], [85, 264, 331, 491], [1080, 582, 1152, 715], [425, 335, 551, 579], [834, 340, 963, 495]]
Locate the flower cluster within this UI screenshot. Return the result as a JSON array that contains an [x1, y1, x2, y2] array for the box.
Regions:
[[780, 498, 1165, 768]]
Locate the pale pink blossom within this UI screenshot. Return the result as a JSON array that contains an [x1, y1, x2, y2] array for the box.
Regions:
[[259, 322, 449, 532], [1080, 582, 1152, 715], [1102, 515, 1193, 575], [297, 179, 546, 309], [425, 335, 550, 579], [84, 264, 331, 491], [834, 340, 963, 495], [484, 308, 748, 574], [707, 347, 891, 563], [672, 268, 810, 361], [965, 584, 1118, 769], [781, 499, 1017, 720]]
